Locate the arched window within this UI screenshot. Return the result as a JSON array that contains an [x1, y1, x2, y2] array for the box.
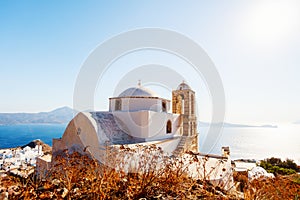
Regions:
[[166, 120, 172, 134]]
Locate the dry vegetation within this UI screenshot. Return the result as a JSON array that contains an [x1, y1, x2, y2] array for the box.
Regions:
[[0, 145, 299, 199], [233, 171, 300, 200]]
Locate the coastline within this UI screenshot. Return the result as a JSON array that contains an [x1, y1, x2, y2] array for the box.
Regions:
[[1, 123, 299, 164]]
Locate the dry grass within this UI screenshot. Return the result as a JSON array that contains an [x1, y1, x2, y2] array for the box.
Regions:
[[233, 171, 300, 200], [0, 145, 299, 199], [244, 175, 300, 200]]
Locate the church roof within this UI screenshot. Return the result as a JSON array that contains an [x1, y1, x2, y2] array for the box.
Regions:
[[177, 81, 191, 90], [90, 112, 144, 144], [118, 86, 157, 98]]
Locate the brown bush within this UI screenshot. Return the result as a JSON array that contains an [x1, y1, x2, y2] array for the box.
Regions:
[[0, 145, 238, 199], [233, 171, 249, 192], [4, 145, 299, 199], [244, 175, 300, 200]]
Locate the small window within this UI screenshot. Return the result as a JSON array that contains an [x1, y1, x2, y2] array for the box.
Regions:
[[162, 101, 166, 112], [77, 128, 81, 135], [166, 120, 172, 134], [115, 99, 122, 111]]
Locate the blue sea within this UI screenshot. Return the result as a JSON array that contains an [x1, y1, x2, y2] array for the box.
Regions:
[[0, 123, 299, 164], [0, 124, 67, 148]]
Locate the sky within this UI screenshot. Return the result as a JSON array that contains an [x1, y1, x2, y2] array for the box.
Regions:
[[0, 1, 300, 125]]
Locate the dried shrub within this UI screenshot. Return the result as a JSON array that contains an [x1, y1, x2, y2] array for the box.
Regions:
[[244, 175, 300, 200], [233, 171, 249, 192], [6, 145, 299, 199]]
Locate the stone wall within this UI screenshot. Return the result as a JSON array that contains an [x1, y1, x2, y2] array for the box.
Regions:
[[172, 88, 198, 151]]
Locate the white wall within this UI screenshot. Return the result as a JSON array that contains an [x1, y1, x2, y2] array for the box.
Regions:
[[109, 97, 171, 113], [53, 112, 107, 163], [147, 111, 181, 140], [113, 111, 181, 140], [113, 111, 149, 138]]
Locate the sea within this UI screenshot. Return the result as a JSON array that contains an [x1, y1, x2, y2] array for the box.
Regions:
[[199, 124, 300, 165], [0, 123, 299, 164], [0, 124, 66, 148]]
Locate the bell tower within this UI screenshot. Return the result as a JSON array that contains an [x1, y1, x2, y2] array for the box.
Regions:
[[172, 81, 198, 152]]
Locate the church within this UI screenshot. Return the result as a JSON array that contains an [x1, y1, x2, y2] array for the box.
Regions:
[[52, 81, 199, 160], [36, 81, 234, 190]]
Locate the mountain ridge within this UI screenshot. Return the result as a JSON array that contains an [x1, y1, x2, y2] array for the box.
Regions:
[[0, 107, 75, 125], [0, 107, 278, 128]]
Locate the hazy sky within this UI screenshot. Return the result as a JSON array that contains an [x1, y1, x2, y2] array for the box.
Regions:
[[0, 1, 300, 125]]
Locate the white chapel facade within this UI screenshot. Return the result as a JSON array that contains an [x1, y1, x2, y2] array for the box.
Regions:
[[46, 82, 234, 190], [52, 81, 198, 160]]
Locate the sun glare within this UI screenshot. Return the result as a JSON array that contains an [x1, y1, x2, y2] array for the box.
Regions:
[[242, 1, 300, 45]]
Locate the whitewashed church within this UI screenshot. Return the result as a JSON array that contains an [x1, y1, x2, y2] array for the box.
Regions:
[[38, 81, 234, 190], [52, 81, 198, 159]]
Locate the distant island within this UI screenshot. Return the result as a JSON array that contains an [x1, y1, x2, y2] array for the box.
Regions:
[[293, 121, 300, 125], [0, 106, 277, 128], [198, 121, 278, 128], [0, 107, 75, 125]]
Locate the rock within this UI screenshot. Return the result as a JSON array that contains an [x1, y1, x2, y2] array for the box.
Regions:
[[51, 179, 60, 186], [73, 188, 81, 197], [8, 186, 20, 196], [61, 188, 68, 198], [0, 173, 7, 178], [0, 191, 8, 200], [153, 194, 162, 198], [39, 191, 53, 199]]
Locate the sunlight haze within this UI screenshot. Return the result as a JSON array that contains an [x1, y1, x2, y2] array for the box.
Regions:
[[0, 0, 299, 125]]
